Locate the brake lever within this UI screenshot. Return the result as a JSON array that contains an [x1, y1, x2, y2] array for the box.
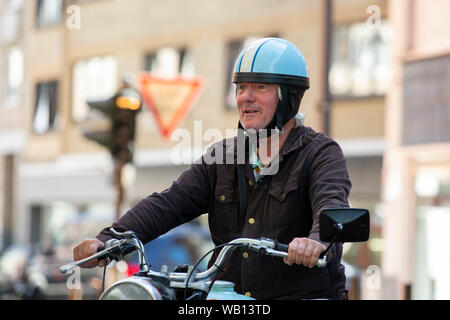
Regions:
[[59, 238, 128, 274], [59, 246, 113, 274], [110, 228, 137, 239]]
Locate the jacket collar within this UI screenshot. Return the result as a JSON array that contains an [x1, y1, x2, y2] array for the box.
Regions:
[[224, 125, 308, 166]]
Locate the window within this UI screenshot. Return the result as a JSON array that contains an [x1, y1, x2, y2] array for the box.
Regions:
[[1, 1, 24, 109], [33, 80, 58, 134], [71, 56, 118, 122], [402, 54, 450, 145], [144, 46, 194, 79], [36, 0, 63, 28], [0, 0, 23, 43], [2, 47, 23, 109], [329, 21, 392, 98]]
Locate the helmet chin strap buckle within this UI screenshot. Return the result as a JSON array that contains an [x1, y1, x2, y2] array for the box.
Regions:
[[275, 126, 284, 134]]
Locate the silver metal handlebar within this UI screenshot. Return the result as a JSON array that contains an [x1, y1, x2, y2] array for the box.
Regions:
[[60, 236, 328, 284], [59, 248, 110, 274], [59, 238, 123, 274], [58, 234, 148, 274], [167, 237, 328, 287]]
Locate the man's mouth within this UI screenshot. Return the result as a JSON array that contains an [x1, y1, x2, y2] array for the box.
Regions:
[[244, 109, 260, 114]]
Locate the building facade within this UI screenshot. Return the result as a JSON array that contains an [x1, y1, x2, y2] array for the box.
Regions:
[[381, 0, 450, 300]]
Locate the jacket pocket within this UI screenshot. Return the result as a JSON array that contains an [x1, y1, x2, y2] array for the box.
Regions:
[[210, 186, 239, 234], [268, 180, 298, 202], [267, 181, 301, 229]]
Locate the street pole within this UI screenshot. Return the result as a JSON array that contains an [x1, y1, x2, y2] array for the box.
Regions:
[[113, 158, 125, 221], [321, 0, 333, 136]]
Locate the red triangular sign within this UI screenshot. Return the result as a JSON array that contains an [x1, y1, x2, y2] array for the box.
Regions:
[[137, 72, 203, 139]]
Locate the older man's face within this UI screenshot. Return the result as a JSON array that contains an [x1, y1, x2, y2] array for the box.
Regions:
[[236, 82, 278, 130]]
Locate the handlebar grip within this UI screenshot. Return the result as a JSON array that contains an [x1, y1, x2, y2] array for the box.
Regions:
[[274, 239, 328, 268], [97, 246, 106, 260], [274, 240, 289, 253]]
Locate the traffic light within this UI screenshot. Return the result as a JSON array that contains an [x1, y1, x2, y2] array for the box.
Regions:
[[111, 88, 141, 163], [82, 87, 141, 164], [82, 97, 115, 151]]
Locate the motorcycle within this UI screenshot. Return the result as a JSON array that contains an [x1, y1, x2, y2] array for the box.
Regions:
[[59, 207, 370, 300]]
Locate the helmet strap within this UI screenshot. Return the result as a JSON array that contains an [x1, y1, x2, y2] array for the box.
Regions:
[[262, 85, 288, 134]]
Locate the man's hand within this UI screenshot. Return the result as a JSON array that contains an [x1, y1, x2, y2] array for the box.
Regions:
[[73, 238, 106, 268], [283, 237, 327, 268]]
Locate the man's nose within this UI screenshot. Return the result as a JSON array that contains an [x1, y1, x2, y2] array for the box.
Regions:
[[240, 87, 257, 102]]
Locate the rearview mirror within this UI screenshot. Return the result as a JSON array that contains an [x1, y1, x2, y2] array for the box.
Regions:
[[319, 207, 370, 243]]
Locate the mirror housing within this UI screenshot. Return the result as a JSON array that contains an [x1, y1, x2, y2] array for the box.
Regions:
[[319, 207, 370, 243]]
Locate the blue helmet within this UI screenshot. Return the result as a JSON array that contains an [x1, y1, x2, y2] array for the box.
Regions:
[[233, 37, 310, 89], [233, 38, 310, 133]]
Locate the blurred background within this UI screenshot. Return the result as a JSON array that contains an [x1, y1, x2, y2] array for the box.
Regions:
[[0, 0, 449, 300]]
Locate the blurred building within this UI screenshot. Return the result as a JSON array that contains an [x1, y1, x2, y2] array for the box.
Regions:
[[381, 0, 450, 300], [0, 0, 390, 299]]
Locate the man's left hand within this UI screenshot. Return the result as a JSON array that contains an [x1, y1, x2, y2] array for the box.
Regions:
[[283, 237, 327, 268]]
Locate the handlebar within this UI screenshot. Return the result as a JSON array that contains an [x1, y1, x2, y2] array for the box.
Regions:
[[59, 228, 149, 274], [59, 234, 329, 290], [162, 237, 328, 293], [59, 238, 131, 274]]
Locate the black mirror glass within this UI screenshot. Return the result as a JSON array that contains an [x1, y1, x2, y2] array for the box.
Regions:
[[319, 207, 370, 243]]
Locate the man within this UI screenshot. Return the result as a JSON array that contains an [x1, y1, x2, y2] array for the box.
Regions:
[[73, 38, 352, 300]]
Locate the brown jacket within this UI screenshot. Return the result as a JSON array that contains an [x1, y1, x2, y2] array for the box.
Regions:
[[96, 125, 352, 299]]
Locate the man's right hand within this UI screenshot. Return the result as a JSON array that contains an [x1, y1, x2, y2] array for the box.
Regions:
[[73, 238, 106, 268]]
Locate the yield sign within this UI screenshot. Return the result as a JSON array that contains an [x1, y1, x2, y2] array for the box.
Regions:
[[137, 73, 203, 139]]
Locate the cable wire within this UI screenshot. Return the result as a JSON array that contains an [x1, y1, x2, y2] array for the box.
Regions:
[[101, 259, 107, 295], [183, 242, 244, 300]]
